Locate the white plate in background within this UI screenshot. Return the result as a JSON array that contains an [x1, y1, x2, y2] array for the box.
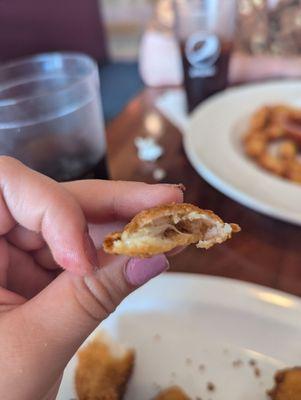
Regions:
[[184, 80, 301, 225], [57, 273, 301, 399]]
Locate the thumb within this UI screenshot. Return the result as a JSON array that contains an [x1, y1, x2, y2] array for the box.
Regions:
[[1, 253, 168, 400]]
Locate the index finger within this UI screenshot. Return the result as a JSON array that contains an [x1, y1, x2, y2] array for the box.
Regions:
[[62, 180, 184, 223], [0, 157, 94, 275]]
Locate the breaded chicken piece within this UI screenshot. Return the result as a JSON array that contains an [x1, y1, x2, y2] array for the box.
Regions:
[[268, 367, 301, 400], [103, 203, 240, 258], [153, 386, 191, 400], [258, 153, 287, 176], [250, 106, 271, 130], [244, 133, 267, 158], [75, 335, 134, 400]]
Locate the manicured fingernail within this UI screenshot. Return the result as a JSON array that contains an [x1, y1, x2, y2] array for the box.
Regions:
[[125, 255, 169, 286], [83, 231, 99, 269], [162, 183, 186, 192], [175, 183, 186, 192]]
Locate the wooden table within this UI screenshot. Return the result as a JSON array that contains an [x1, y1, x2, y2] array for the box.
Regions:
[[107, 88, 301, 297]]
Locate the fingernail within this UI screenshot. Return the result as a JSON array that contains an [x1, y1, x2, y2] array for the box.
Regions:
[[174, 183, 186, 192], [83, 231, 99, 269], [125, 255, 169, 286], [162, 183, 186, 192]]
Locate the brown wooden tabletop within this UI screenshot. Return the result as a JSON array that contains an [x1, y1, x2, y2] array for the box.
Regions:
[[106, 88, 301, 297]]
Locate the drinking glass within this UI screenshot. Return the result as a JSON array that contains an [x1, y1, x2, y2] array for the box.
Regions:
[[0, 52, 108, 181], [174, 0, 237, 112]]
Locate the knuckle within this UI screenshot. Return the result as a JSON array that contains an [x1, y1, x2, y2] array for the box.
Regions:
[[101, 267, 127, 303], [0, 156, 22, 171], [71, 273, 122, 322]]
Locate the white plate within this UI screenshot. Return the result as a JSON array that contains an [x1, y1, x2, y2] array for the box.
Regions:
[[57, 273, 301, 400], [184, 80, 301, 225]]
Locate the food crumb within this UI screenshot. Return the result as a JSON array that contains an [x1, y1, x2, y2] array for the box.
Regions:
[[153, 334, 161, 342], [198, 364, 205, 372], [186, 357, 192, 366], [254, 367, 261, 378], [152, 383, 162, 391], [232, 359, 243, 368], [207, 382, 215, 392], [153, 168, 166, 181], [249, 359, 256, 366]]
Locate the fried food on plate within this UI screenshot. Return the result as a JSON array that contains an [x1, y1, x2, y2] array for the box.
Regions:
[[153, 386, 191, 400], [243, 104, 301, 183], [286, 159, 301, 183], [103, 203, 240, 258], [268, 367, 301, 400], [278, 140, 297, 160], [244, 133, 267, 158], [250, 106, 271, 130], [258, 153, 287, 176], [75, 334, 134, 400]]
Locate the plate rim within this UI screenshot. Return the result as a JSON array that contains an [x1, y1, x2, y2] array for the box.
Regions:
[[57, 272, 301, 399], [115, 272, 301, 327], [143, 272, 301, 304], [183, 79, 301, 226]]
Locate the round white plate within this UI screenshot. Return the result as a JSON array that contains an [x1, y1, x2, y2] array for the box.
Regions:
[[184, 80, 301, 225], [57, 273, 301, 400]]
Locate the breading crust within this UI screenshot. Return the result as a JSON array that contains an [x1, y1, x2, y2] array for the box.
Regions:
[[103, 203, 240, 258]]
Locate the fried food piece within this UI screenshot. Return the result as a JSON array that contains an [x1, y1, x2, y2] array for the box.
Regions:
[[268, 367, 301, 400], [153, 386, 191, 400], [286, 160, 301, 183], [75, 335, 135, 400], [258, 153, 287, 176], [270, 105, 293, 124], [282, 115, 301, 145], [278, 141, 297, 160], [103, 203, 240, 258], [243, 104, 301, 183], [250, 106, 271, 130], [244, 133, 267, 158], [265, 125, 285, 140]]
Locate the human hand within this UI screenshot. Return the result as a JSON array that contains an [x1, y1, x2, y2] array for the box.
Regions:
[[0, 157, 183, 400]]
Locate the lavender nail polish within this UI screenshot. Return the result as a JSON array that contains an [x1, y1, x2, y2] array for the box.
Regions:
[[125, 255, 169, 286]]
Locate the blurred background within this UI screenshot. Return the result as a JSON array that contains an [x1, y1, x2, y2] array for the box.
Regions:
[[2, 0, 301, 122]]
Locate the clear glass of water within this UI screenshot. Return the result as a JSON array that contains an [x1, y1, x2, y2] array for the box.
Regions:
[[0, 52, 107, 181]]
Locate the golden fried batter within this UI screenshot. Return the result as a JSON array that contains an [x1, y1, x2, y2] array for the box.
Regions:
[[268, 367, 301, 400], [153, 386, 191, 400], [286, 160, 301, 183], [258, 153, 287, 176], [265, 125, 285, 140], [250, 106, 271, 130], [103, 203, 240, 258], [245, 134, 267, 158], [75, 335, 134, 400], [278, 141, 297, 160], [243, 104, 301, 183]]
